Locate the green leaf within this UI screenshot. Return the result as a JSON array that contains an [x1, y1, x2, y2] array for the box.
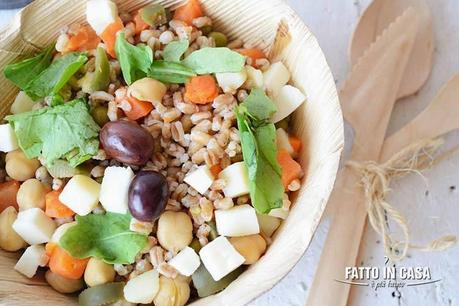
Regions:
[[6, 99, 100, 167], [24, 52, 87, 101], [3, 44, 54, 90], [183, 47, 245, 74], [148, 60, 196, 83], [115, 32, 153, 85], [236, 89, 284, 214], [60, 213, 148, 265], [163, 39, 189, 62]]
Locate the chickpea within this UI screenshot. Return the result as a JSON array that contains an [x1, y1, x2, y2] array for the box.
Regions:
[[154, 276, 190, 306], [229, 234, 267, 265], [16, 179, 49, 210], [127, 78, 167, 103], [45, 270, 84, 293], [5, 151, 40, 181], [84, 257, 116, 287], [157, 211, 193, 253], [0, 206, 27, 251]]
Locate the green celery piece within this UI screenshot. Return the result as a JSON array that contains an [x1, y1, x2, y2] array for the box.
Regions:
[[148, 60, 196, 83], [60, 213, 148, 264], [183, 47, 245, 74], [115, 33, 153, 85], [140, 3, 168, 26], [3, 44, 54, 90], [81, 46, 110, 93], [235, 89, 284, 214], [6, 99, 100, 167], [162, 39, 189, 62], [79, 282, 126, 306], [24, 52, 88, 101]]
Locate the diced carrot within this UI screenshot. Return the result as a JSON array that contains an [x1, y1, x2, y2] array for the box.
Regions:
[[173, 0, 203, 25], [185, 75, 219, 104], [237, 48, 266, 68], [0, 180, 20, 212], [210, 164, 222, 177], [45, 190, 75, 218], [100, 18, 124, 58], [45, 243, 57, 258], [277, 149, 303, 189], [49, 246, 89, 280], [120, 96, 154, 121], [288, 136, 302, 155], [64, 25, 101, 52], [134, 12, 150, 35]]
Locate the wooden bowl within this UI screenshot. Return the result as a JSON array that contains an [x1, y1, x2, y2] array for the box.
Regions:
[[0, 0, 344, 305]]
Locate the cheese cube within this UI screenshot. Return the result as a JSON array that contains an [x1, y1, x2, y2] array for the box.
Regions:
[[15, 245, 46, 278], [86, 0, 119, 35], [0, 124, 18, 153], [244, 65, 264, 89], [276, 128, 295, 156], [215, 204, 260, 237], [199, 236, 245, 281], [271, 85, 306, 123], [216, 69, 247, 94], [219, 162, 250, 198], [10, 91, 35, 114], [100, 166, 134, 214], [124, 269, 160, 304], [169, 247, 201, 277], [263, 61, 290, 96], [184, 165, 214, 195], [12, 208, 56, 245], [59, 175, 101, 216]]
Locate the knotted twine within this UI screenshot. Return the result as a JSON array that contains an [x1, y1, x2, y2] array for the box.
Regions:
[[346, 138, 457, 262]]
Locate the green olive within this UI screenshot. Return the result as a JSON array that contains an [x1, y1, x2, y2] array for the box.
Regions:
[[200, 25, 213, 36], [189, 238, 202, 253], [91, 106, 109, 127], [208, 32, 227, 47]]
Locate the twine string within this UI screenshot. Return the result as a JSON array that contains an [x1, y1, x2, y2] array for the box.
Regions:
[[347, 138, 458, 262]]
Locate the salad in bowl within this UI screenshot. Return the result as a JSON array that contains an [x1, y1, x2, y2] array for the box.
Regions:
[[0, 0, 307, 304]]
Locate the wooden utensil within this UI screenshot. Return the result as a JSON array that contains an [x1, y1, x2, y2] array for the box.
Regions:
[[381, 73, 459, 161], [350, 0, 433, 99], [306, 8, 419, 306]]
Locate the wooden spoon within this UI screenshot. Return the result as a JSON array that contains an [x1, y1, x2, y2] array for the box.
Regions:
[[306, 8, 419, 306], [380, 73, 459, 161], [350, 0, 433, 99]]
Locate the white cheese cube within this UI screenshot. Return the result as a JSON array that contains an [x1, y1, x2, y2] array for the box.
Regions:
[[271, 85, 306, 123], [51, 222, 76, 244], [263, 61, 290, 96], [169, 246, 201, 277], [215, 204, 260, 237], [12, 208, 56, 245], [276, 128, 295, 156], [219, 162, 250, 198], [244, 65, 264, 89], [15, 245, 46, 278], [86, 0, 119, 35], [184, 165, 214, 195], [0, 124, 18, 153], [59, 175, 101, 216], [216, 69, 248, 94], [268, 207, 289, 220], [99, 166, 134, 214], [10, 91, 35, 114], [124, 269, 160, 304], [199, 236, 245, 281]]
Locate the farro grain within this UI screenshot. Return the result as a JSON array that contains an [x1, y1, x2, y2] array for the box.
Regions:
[[192, 16, 212, 28], [227, 39, 243, 49], [149, 246, 165, 269], [159, 30, 175, 44], [214, 197, 234, 210], [90, 165, 105, 178], [190, 111, 212, 124], [197, 223, 211, 246], [288, 179, 301, 191], [158, 263, 178, 279], [237, 195, 250, 205]]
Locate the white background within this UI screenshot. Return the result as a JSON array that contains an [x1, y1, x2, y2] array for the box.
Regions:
[[1, 1, 458, 305]]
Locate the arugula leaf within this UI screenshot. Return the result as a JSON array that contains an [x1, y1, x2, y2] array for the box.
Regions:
[[24, 52, 88, 101], [163, 39, 189, 62], [60, 213, 148, 264], [148, 60, 196, 83], [236, 89, 283, 214], [183, 47, 245, 74], [3, 44, 54, 90], [6, 99, 100, 167], [115, 32, 153, 85]]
